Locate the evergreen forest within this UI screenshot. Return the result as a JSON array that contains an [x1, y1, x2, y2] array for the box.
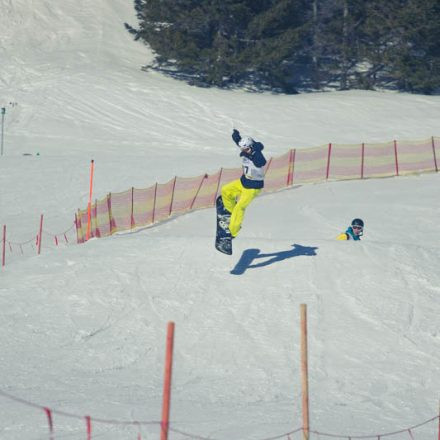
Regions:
[[125, 0, 440, 94]]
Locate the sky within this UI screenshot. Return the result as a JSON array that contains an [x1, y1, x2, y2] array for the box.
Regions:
[[0, 1, 440, 439]]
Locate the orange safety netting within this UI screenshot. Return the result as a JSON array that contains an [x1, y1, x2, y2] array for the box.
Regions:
[[75, 137, 439, 243]]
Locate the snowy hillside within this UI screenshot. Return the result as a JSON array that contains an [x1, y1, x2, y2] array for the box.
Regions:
[[1, 1, 439, 440]]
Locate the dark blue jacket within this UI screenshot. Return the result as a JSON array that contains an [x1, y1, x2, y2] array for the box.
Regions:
[[232, 130, 267, 189]]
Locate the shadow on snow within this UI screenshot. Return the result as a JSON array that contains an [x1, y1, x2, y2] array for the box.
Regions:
[[230, 243, 318, 275]]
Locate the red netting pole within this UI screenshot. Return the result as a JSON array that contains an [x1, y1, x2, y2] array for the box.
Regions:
[[93, 198, 99, 238], [86, 159, 95, 241], [169, 177, 177, 217], [326, 143, 332, 179], [2, 225, 5, 267], [152, 183, 158, 224], [107, 193, 114, 235], [190, 174, 207, 210], [161, 322, 175, 440], [291, 149, 296, 184], [75, 212, 81, 244], [361, 143, 365, 179], [37, 214, 44, 255], [85, 415, 92, 440], [131, 187, 135, 229], [214, 168, 223, 205], [44, 407, 54, 439], [264, 157, 273, 177], [394, 140, 399, 176], [432, 136, 438, 172], [287, 149, 295, 186]]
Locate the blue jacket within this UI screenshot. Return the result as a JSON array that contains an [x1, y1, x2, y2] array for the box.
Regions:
[[344, 227, 361, 241], [232, 130, 267, 189]]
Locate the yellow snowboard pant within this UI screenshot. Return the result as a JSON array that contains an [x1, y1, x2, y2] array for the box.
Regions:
[[221, 179, 261, 237]]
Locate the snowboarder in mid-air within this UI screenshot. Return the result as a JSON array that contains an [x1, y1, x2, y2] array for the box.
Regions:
[[336, 218, 365, 241], [215, 129, 267, 255]]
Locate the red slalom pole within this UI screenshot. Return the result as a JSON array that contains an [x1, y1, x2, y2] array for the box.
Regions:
[[37, 214, 44, 255], [2, 225, 5, 267], [393, 140, 399, 176], [160, 322, 175, 440], [86, 159, 95, 241], [326, 143, 332, 179]]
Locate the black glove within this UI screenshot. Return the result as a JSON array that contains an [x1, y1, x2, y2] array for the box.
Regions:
[[232, 129, 240, 136]]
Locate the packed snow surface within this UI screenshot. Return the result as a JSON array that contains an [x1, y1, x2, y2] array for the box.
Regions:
[[0, 1, 439, 439]]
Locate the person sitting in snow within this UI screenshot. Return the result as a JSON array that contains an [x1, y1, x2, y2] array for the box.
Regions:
[[218, 129, 267, 238], [336, 218, 365, 241]]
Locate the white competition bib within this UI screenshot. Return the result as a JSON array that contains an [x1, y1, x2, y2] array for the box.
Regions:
[[242, 156, 264, 181]]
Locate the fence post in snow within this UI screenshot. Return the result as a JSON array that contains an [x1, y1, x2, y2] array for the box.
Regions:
[[432, 137, 438, 172], [93, 199, 100, 238], [361, 143, 365, 179], [264, 157, 273, 178], [2, 225, 5, 267], [75, 211, 83, 244], [106, 193, 113, 235], [161, 321, 175, 440], [169, 177, 177, 217], [37, 214, 44, 255], [393, 140, 399, 176], [190, 174, 207, 210], [214, 168, 223, 205], [287, 149, 296, 186], [300, 304, 310, 440], [326, 143, 332, 180], [86, 159, 95, 241], [152, 184, 158, 224], [131, 187, 135, 230]]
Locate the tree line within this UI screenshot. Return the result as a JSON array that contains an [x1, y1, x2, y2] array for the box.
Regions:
[[125, 0, 440, 94]]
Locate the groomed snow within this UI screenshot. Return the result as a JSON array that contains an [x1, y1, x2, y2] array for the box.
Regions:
[[0, 1, 439, 439]]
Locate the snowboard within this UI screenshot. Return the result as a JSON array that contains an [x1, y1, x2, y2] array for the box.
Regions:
[[215, 195, 232, 255]]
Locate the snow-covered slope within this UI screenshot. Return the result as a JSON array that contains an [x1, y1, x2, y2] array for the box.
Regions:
[[0, 1, 439, 440]]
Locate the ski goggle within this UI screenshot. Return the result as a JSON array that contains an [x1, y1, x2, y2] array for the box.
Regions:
[[352, 225, 363, 232]]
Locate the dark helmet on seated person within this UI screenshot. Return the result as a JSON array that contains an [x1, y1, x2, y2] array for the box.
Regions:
[[351, 218, 364, 235], [351, 218, 364, 228]]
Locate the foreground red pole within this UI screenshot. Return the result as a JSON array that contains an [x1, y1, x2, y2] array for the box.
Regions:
[[86, 159, 95, 241], [161, 322, 175, 440], [37, 214, 44, 255], [300, 304, 310, 440], [2, 225, 5, 267]]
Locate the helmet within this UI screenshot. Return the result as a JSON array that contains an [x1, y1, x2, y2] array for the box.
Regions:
[[239, 136, 254, 149], [351, 218, 364, 228]]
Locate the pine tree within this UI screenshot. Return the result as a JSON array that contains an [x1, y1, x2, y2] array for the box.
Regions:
[[125, 0, 440, 94], [126, 0, 311, 93]]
